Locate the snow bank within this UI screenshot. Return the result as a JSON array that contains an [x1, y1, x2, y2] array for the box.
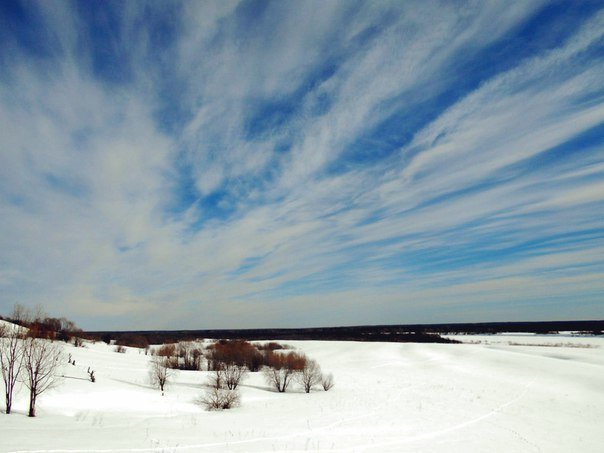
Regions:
[[0, 320, 26, 335]]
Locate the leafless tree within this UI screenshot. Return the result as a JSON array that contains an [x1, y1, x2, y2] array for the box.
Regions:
[[32, 305, 46, 324], [208, 363, 247, 390], [11, 303, 31, 326], [179, 344, 203, 370], [149, 356, 173, 395], [1, 324, 25, 414], [223, 363, 247, 390], [22, 337, 63, 417], [208, 367, 224, 390], [263, 351, 306, 393], [321, 372, 334, 391], [298, 359, 322, 393]]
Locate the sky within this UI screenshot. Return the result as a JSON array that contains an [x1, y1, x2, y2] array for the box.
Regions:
[[0, 1, 603, 331]]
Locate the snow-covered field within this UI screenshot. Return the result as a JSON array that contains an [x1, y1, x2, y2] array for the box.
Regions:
[[1, 329, 603, 452]]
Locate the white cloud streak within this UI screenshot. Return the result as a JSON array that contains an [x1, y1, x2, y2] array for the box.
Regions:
[[0, 1, 602, 328]]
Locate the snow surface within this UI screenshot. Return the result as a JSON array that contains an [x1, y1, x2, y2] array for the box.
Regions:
[[1, 333, 603, 452], [0, 320, 26, 335]]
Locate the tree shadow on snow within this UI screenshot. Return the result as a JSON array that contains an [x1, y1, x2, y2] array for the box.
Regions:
[[238, 382, 287, 393], [169, 380, 203, 390], [110, 377, 152, 390]]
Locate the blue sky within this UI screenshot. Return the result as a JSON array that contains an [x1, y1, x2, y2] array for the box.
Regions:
[[0, 1, 603, 330]]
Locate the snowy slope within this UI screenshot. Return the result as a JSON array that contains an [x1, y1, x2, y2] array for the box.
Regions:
[[1, 335, 603, 452], [0, 320, 26, 335]]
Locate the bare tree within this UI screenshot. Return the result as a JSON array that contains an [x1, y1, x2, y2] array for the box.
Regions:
[[208, 367, 224, 390], [11, 303, 31, 326], [263, 351, 306, 393], [223, 363, 247, 390], [149, 356, 173, 395], [22, 337, 63, 417], [1, 324, 25, 414], [298, 359, 322, 393], [32, 304, 46, 324], [178, 344, 203, 370]]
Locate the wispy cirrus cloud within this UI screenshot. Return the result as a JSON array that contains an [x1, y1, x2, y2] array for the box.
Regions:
[[0, 1, 602, 329]]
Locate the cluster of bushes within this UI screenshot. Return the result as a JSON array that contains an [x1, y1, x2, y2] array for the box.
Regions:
[[263, 350, 333, 393], [207, 340, 264, 372], [146, 339, 334, 411], [148, 340, 269, 372], [199, 350, 333, 411], [206, 341, 332, 394], [151, 342, 204, 370]]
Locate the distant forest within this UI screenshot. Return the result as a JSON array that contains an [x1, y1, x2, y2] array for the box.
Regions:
[[86, 320, 604, 346]]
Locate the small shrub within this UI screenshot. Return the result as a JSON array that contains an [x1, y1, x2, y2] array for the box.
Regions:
[[156, 343, 177, 357], [114, 345, 126, 353], [149, 356, 174, 394], [255, 342, 290, 351], [200, 387, 240, 411], [166, 356, 180, 369], [321, 373, 334, 391]]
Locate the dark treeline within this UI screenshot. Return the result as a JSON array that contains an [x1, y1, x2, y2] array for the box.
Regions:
[[85, 320, 604, 346], [87, 328, 456, 345], [420, 319, 604, 335]]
